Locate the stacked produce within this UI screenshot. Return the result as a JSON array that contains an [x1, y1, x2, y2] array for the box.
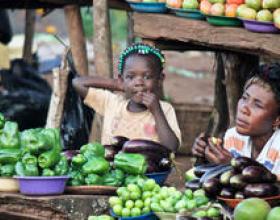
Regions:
[[0, 113, 21, 177], [167, 0, 200, 10], [68, 142, 148, 187], [237, 0, 280, 26], [122, 139, 172, 173], [109, 178, 221, 219], [201, 157, 279, 199], [16, 127, 68, 177]]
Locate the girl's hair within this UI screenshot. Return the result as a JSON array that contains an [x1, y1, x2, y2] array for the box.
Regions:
[[118, 43, 165, 74], [245, 63, 280, 105]]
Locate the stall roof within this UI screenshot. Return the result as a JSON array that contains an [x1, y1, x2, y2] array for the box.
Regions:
[[0, 0, 130, 9]]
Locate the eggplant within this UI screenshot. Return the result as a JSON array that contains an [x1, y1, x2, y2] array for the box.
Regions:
[[220, 169, 235, 186], [229, 174, 246, 190], [244, 183, 279, 197], [242, 166, 277, 183], [231, 157, 263, 172], [202, 178, 222, 197], [111, 136, 129, 150], [199, 164, 231, 184], [220, 187, 235, 198], [147, 161, 159, 173], [159, 158, 172, 171], [185, 179, 202, 191], [235, 191, 245, 199], [194, 163, 217, 178], [122, 139, 171, 157]]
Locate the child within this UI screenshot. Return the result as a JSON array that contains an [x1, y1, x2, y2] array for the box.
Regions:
[[73, 43, 181, 152], [192, 63, 280, 178]]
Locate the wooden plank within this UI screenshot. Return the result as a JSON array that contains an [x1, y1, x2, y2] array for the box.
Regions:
[[133, 13, 280, 58]]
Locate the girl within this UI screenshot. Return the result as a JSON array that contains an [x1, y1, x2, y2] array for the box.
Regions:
[[192, 63, 280, 178], [73, 43, 181, 152]]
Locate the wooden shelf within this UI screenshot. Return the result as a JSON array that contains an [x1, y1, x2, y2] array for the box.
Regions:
[[133, 13, 280, 58]]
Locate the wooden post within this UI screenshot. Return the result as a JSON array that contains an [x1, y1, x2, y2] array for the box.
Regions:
[[64, 5, 88, 76], [23, 9, 36, 64], [207, 52, 229, 138], [127, 12, 134, 45], [93, 0, 113, 77], [90, 0, 113, 142], [222, 53, 259, 127]]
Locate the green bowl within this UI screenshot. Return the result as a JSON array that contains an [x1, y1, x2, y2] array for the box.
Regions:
[[168, 7, 205, 20], [205, 14, 242, 26]]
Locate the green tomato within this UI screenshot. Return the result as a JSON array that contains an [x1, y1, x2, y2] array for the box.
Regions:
[[117, 187, 126, 197], [127, 184, 141, 193], [130, 191, 141, 200], [143, 179, 156, 192], [193, 189, 206, 198], [207, 207, 220, 217], [195, 196, 209, 207], [153, 185, 161, 193], [184, 189, 193, 200], [151, 197, 160, 204], [121, 208, 131, 217], [113, 204, 122, 216], [159, 190, 169, 200], [142, 191, 152, 200], [142, 206, 151, 214], [193, 210, 208, 218], [131, 207, 141, 217], [125, 200, 134, 209], [160, 200, 175, 213], [151, 203, 163, 212], [134, 200, 144, 209], [121, 190, 130, 201], [144, 198, 151, 208], [167, 187, 177, 194], [109, 196, 122, 207], [173, 191, 183, 200], [175, 200, 187, 212], [187, 199, 197, 210]]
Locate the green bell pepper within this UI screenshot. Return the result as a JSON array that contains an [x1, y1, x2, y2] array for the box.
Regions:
[[22, 153, 37, 166], [15, 161, 25, 176], [54, 155, 69, 176], [82, 157, 109, 175], [40, 128, 62, 151], [103, 169, 124, 187], [85, 173, 102, 185], [42, 168, 56, 176], [69, 170, 85, 185], [0, 148, 21, 164], [38, 147, 60, 169], [0, 121, 20, 149], [20, 128, 51, 155], [23, 164, 39, 176], [124, 175, 147, 186], [0, 113, 5, 129], [114, 153, 148, 175], [80, 142, 105, 159], [71, 154, 87, 167], [0, 164, 15, 177]]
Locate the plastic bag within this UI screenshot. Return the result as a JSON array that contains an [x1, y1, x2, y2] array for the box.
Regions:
[[60, 52, 94, 150]]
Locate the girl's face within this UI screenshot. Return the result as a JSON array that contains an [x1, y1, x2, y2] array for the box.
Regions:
[[236, 84, 279, 136], [120, 54, 163, 104]]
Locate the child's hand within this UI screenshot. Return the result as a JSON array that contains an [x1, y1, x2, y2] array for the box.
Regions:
[[192, 133, 208, 158], [141, 91, 161, 114], [205, 139, 231, 164]]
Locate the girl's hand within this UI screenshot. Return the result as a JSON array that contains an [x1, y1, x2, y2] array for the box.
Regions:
[[192, 133, 208, 158], [141, 91, 161, 114], [205, 139, 231, 164]]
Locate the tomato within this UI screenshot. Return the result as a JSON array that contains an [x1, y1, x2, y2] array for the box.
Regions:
[[135, 200, 144, 209], [109, 196, 122, 207], [113, 205, 122, 216], [121, 208, 131, 217], [143, 179, 156, 192], [125, 200, 134, 209], [131, 207, 141, 217], [167, 0, 183, 8]]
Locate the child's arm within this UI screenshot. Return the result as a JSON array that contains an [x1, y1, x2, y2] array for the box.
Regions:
[[142, 92, 179, 152], [72, 76, 124, 98]]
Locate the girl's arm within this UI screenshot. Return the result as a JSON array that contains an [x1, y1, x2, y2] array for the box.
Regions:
[[142, 92, 179, 152], [72, 75, 123, 98]]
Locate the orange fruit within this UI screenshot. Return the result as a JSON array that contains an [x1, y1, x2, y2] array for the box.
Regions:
[[200, 0, 212, 14], [225, 3, 238, 17]]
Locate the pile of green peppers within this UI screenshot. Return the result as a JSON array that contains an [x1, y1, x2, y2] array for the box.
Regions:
[[0, 114, 21, 177], [68, 142, 124, 187]]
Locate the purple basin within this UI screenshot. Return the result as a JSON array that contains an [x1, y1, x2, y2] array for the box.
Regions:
[[15, 176, 69, 196], [241, 19, 279, 33]]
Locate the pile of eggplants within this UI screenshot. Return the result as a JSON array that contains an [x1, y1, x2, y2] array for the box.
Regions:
[[201, 157, 279, 199]]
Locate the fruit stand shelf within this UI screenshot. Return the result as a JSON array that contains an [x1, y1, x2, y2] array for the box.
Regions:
[[0, 193, 110, 220], [133, 12, 280, 58]]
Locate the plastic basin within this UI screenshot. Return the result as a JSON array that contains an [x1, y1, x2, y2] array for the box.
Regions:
[[168, 7, 205, 20], [0, 177, 19, 192], [110, 210, 157, 220], [127, 2, 167, 13], [206, 15, 242, 26], [145, 170, 170, 186], [15, 176, 69, 196], [240, 18, 280, 33]]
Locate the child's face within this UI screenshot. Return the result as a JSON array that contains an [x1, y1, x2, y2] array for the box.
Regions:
[[236, 83, 279, 136], [120, 54, 163, 104]]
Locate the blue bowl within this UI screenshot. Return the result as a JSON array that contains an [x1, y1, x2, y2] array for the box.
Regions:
[[127, 2, 167, 13], [145, 170, 171, 186], [110, 210, 157, 220]]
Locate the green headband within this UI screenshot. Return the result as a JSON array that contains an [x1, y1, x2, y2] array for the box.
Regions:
[[118, 43, 165, 74]]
